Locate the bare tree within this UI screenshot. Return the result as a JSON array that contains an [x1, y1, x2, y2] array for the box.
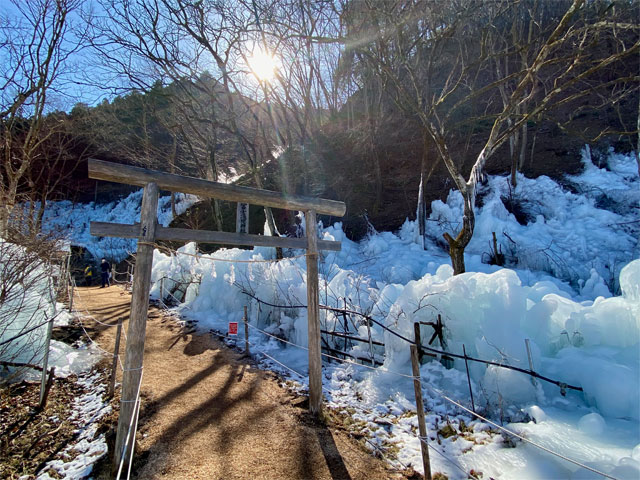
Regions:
[[90, 0, 285, 237], [0, 0, 87, 236], [343, 0, 639, 273]]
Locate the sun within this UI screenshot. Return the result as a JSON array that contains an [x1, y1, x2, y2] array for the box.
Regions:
[[247, 48, 279, 82]]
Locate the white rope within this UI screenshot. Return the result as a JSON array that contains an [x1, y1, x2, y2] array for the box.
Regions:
[[72, 286, 129, 340], [127, 389, 142, 480], [156, 283, 190, 310], [417, 434, 469, 477], [116, 369, 144, 480], [72, 287, 127, 370], [76, 314, 124, 364], [319, 349, 414, 379], [246, 322, 414, 380], [247, 323, 309, 351], [245, 338, 306, 379], [420, 382, 617, 479]]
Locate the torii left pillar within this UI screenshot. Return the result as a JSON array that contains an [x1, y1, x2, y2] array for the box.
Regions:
[[113, 182, 159, 473]]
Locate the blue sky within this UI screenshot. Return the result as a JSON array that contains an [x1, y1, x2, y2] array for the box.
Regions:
[[0, 0, 115, 113]]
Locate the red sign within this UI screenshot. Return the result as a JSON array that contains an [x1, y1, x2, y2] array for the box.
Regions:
[[228, 322, 238, 336]]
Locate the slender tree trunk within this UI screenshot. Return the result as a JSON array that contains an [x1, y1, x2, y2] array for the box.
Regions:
[[27, 198, 37, 236], [170, 135, 177, 218], [0, 203, 11, 237], [206, 139, 224, 231], [35, 190, 47, 233]]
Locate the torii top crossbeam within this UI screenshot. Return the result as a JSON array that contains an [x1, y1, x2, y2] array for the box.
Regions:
[[89, 158, 346, 216]]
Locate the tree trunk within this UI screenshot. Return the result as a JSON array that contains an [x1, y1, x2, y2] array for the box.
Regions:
[[206, 140, 224, 231], [0, 204, 11, 237], [35, 191, 47, 233], [443, 232, 467, 274], [170, 135, 178, 218], [442, 189, 475, 275], [417, 173, 426, 250]]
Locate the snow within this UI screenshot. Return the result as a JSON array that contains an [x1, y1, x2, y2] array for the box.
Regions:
[[36, 372, 111, 480], [0, 239, 58, 375], [36, 147, 640, 479], [1, 240, 110, 478], [15, 190, 197, 263]]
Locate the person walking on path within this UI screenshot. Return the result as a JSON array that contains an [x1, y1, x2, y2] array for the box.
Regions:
[[84, 264, 93, 286], [100, 258, 111, 288]]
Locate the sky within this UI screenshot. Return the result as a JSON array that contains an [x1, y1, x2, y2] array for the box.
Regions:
[[0, 0, 126, 113]]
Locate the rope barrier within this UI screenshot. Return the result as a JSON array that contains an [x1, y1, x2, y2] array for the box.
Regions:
[[246, 321, 414, 379], [246, 323, 309, 351], [240, 290, 583, 393], [71, 284, 127, 370], [71, 285, 128, 342], [154, 280, 192, 310], [76, 315, 125, 367], [116, 370, 144, 480], [416, 433, 470, 477], [418, 381, 616, 479], [243, 315, 611, 479], [245, 337, 306, 379]]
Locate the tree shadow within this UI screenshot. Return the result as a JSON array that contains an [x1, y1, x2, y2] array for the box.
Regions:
[[129, 351, 276, 479]]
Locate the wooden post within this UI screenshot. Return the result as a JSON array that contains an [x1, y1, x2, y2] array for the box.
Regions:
[[38, 367, 55, 410], [159, 278, 164, 305], [236, 203, 249, 233], [39, 317, 54, 407], [410, 344, 432, 480], [60, 254, 71, 296], [108, 318, 124, 398], [305, 209, 322, 415], [243, 306, 250, 356], [462, 344, 476, 413], [342, 299, 349, 355], [414, 322, 424, 364], [113, 182, 159, 472]]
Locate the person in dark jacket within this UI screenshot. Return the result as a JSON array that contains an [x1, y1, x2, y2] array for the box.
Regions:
[[100, 258, 111, 288]]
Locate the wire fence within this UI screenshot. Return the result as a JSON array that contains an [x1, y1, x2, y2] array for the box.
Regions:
[[238, 289, 582, 393], [240, 312, 615, 479], [108, 245, 611, 479]]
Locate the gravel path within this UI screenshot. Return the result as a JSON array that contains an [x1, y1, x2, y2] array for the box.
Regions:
[[76, 285, 406, 480]]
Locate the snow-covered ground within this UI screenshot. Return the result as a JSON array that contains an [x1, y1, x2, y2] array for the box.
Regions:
[[36, 371, 112, 480], [0, 239, 112, 479], [39, 147, 640, 479]]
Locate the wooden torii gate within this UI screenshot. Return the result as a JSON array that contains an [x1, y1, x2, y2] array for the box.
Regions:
[[87, 159, 346, 471]]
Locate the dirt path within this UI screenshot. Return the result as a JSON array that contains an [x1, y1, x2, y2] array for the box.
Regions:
[[74, 285, 406, 480]]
